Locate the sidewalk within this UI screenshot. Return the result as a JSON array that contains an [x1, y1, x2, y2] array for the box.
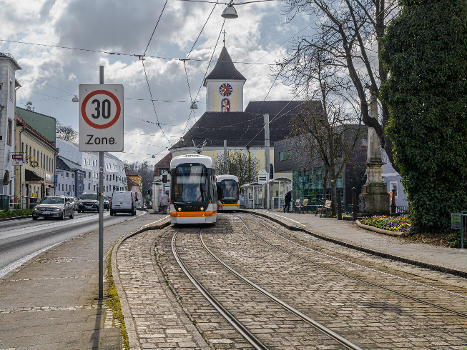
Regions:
[[249, 209, 467, 276], [0, 212, 167, 350]]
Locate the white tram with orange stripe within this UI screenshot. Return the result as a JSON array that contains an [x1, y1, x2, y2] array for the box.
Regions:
[[216, 174, 240, 211], [169, 154, 217, 224]]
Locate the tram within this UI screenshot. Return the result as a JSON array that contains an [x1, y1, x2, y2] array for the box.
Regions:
[[169, 154, 217, 224], [216, 174, 240, 211]]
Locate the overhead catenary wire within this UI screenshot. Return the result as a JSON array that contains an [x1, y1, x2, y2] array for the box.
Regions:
[[141, 59, 171, 144], [143, 0, 169, 56], [178, 18, 226, 138], [0, 39, 276, 66]]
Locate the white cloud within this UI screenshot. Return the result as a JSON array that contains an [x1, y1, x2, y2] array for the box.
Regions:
[[1, 0, 307, 164]]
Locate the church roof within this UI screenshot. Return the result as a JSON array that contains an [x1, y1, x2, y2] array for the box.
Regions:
[[170, 100, 322, 149], [204, 47, 246, 85]]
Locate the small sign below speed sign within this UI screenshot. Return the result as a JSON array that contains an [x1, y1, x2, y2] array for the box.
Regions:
[[79, 84, 124, 152]]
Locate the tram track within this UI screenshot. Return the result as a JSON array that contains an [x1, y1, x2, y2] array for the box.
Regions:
[[235, 214, 467, 318], [172, 229, 364, 350]]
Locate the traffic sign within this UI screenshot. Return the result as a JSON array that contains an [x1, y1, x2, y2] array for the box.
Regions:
[[79, 84, 124, 152], [11, 154, 23, 166]]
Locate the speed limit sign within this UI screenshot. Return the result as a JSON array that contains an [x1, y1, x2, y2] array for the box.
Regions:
[[79, 84, 124, 152]]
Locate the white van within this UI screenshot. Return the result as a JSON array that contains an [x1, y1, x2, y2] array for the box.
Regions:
[[110, 191, 136, 216]]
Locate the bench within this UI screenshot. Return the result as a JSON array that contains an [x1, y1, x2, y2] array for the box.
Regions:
[[316, 200, 332, 217]]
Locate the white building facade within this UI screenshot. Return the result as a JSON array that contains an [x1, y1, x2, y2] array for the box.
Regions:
[[0, 53, 20, 206], [56, 139, 127, 197]]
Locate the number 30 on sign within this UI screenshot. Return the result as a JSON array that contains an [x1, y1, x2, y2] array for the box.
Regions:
[[79, 84, 124, 152]]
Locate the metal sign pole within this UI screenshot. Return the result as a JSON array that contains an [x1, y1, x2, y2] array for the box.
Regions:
[[98, 66, 104, 300]]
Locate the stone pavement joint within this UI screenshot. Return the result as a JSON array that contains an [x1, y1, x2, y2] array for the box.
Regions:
[[246, 209, 467, 278]]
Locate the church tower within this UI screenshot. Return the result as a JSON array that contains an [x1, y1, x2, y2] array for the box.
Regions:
[[204, 46, 246, 112]]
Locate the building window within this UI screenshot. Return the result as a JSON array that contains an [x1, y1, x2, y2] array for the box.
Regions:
[[7, 119, 12, 146], [390, 182, 398, 198], [66, 172, 69, 177], [9, 79, 13, 101], [88, 183, 91, 190]]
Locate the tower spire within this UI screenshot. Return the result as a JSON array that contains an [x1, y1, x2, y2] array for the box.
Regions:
[[223, 30, 226, 47]]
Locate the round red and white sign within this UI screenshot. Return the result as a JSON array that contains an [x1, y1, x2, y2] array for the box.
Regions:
[[81, 89, 121, 129]]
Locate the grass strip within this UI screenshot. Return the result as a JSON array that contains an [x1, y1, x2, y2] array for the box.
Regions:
[[106, 251, 130, 350]]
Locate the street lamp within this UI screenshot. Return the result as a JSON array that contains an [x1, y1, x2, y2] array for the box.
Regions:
[[221, 1, 238, 18]]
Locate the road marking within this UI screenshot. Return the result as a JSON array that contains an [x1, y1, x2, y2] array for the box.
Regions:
[[0, 243, 60, 280], [0, 213, 111, 240]]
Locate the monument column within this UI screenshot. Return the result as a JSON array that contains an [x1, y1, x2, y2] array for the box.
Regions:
[[359, 94, 389, 215]]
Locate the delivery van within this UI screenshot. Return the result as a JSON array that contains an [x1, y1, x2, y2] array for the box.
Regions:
[[110, 191, 136, 216]]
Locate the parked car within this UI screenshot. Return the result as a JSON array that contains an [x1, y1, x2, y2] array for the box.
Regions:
[[110, 191, 136, 216], [32, 196, 74, 220], [77, 193, 99, 213]]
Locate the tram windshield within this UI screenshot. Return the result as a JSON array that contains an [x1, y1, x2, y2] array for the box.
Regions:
[[171, 164, 209, 203], [218, 179, 239, 201]]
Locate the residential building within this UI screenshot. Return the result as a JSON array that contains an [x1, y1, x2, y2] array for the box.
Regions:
[[57, 139, 127, 197], [0, 52, 21, 207], [15, 115, 57, 208], [55, 156, 84, 197], [274, 128, 367, 210]]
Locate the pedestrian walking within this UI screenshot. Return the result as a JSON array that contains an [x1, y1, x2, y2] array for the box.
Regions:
[[284, 190, 292, 213], [159, 191, 169, 214]]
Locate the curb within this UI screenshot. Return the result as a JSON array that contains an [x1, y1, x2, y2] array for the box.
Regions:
[[355, 220, 404, 237], [0, 215, 32, 222], [244, 210, 467, 279], [110, 216, 171, 350]]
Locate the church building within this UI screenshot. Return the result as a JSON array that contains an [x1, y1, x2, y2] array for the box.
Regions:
[[169, 45, 319, 183]]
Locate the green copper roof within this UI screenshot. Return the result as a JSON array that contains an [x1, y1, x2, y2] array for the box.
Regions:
[[16, 107, 56, 145]]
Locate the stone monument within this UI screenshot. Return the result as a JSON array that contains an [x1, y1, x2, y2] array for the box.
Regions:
[[359, 96, 389, 215]]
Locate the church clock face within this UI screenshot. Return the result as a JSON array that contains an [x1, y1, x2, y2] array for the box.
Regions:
[[219, 83, 233, 96]]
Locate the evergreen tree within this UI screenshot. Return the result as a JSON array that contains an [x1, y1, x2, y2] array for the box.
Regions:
[[380, 0, 467, 233]]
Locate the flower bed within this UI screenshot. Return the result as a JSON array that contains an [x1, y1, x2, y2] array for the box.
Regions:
[[360, 215, 411, 233]]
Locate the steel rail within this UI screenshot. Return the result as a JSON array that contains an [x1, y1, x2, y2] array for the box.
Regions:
[[199, 233, 364, 350], [238, 215, 467, 318], [171, 232, 268, 350]]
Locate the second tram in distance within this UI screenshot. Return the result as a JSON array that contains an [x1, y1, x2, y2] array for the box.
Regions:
[[216, 174, 240, 211], [169, 154, 217, 224]]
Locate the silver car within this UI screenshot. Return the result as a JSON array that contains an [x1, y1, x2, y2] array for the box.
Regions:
[[32, 196, 75, 220]]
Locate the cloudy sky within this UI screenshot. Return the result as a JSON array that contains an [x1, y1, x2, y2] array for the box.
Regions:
[[0, 0, 311, 164]]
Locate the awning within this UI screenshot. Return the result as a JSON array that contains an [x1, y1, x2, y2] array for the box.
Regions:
[[25, 169, 42, 182]]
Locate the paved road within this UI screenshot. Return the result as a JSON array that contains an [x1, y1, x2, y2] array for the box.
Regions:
[[0, 211, 166, 350], [116, 212, 467, 350], [0, 210, 145, 277]]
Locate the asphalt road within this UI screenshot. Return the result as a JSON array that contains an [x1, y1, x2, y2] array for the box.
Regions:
[[0, 210, 146, 276]]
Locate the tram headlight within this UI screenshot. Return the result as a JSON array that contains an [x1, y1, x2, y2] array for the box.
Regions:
[[178, 207, 182, 212], [200, 206, 204, 211]]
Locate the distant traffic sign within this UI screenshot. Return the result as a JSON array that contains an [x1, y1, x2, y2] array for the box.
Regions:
[[79, 84, 124, 152]]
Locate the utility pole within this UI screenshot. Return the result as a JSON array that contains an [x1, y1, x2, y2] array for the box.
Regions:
[[264, 114, 270, 210], [223, 139, 227, 174], [98, 66, 104, 300]]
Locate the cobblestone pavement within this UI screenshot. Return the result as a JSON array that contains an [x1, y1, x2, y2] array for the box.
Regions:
[[116, 213, 467, 350]]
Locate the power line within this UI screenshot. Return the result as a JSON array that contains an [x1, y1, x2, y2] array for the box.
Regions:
[[0, 39, 276, 65], [143, 0, 169, 56], [179, 18, 226, 138], [141, 58, 171, 143], [186, 1, 218, 58]]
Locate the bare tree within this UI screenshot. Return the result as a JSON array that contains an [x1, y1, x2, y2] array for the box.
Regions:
[[281, 0, 399, 169], [215, 152, 259, 187], [56, 122, 78, 142], [288, 48, 364, 215]]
